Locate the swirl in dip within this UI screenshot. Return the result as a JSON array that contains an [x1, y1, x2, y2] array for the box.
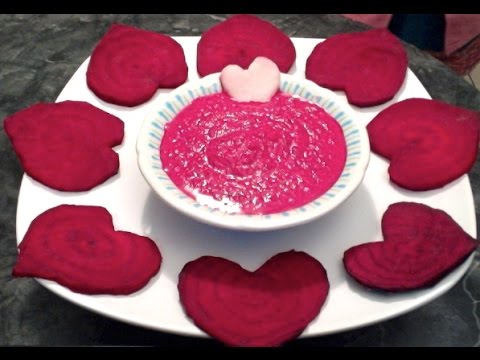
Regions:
[[160, 92, 347, 215]]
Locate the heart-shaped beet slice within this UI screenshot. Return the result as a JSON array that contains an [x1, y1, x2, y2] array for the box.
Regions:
[[178, 250, 329, 347], [343, 202, 477, 292], [13, 205, 162, 295], [367, 98, 480, 191], [306, 28, 407, 107], [197, 14, 296, 77], [4, 101, 124, 192], [87, 23, 188, 107]]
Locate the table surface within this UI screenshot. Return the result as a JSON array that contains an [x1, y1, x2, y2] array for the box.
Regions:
[[1, 14, 480, 347]]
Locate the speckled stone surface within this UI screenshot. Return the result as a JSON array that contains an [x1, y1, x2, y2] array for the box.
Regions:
[[1, 14, 480, 347]]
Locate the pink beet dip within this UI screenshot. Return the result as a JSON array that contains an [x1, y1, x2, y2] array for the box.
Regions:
[[160, 92, 347, 215]]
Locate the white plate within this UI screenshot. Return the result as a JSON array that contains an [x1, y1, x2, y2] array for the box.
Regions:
[[15, 37, 477, 338]]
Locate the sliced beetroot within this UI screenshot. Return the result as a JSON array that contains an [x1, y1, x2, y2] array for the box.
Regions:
[[4, 101, 124, 192], [381, 201, 436, 242], [13, 205, 162, 295], [87, 23, 188, 107], [343, 202, 477, 292], [178, 250, 329, 347], [306, 28, 407, 107], [367, 98, 480, 191], [197, 14, 296, 77]]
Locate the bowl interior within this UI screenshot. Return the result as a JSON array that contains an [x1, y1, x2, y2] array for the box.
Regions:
[[137, 73, 370, 231]]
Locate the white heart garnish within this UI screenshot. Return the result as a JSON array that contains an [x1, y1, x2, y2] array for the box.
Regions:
[[220, 57, 280, 103]]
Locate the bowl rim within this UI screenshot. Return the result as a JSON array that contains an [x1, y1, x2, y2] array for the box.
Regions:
[[137, 73, 370, 231]]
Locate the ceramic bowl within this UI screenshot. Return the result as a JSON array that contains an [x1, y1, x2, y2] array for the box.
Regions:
[[137, 73, 370, 231]]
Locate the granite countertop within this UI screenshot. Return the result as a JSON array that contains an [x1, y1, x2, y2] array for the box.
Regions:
[[1, 14, 480, 347]]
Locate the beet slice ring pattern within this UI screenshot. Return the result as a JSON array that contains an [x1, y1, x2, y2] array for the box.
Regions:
[[4, 101, 124, 192], [343, 202, 477, 292], [367, 98, 480, 191], [12, 205, 162, 295], [178, 250, 329, 347], [197, 14, 296, 77], [306, 28, 408, 107], [86, 23, 188, 107]]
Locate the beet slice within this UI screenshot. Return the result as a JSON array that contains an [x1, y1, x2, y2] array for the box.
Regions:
[[306, 28, 407, 107], [367, 98, 480, 191], [343, 202, 477, 292], [197, 14, 296, 77], [86, 23, 188, 107], [4, 101, 124, 192], [13, 205, 162, 295], [381, 201, 436, 242], [178, 250, 329, 347]]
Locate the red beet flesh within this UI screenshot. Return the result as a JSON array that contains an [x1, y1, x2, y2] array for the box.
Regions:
[[4, 101, 124, 192], [367, 98, 480, 191], [343, 202, 477, 292], [87, 23, 188, 107], [178, 250, 329, 347], [197, 14, 296, 77], [306, 28, 408, 107], [13, 205, 162, 295]]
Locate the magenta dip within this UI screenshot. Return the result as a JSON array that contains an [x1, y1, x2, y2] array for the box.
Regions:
[[160, 92, 347, 215]]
